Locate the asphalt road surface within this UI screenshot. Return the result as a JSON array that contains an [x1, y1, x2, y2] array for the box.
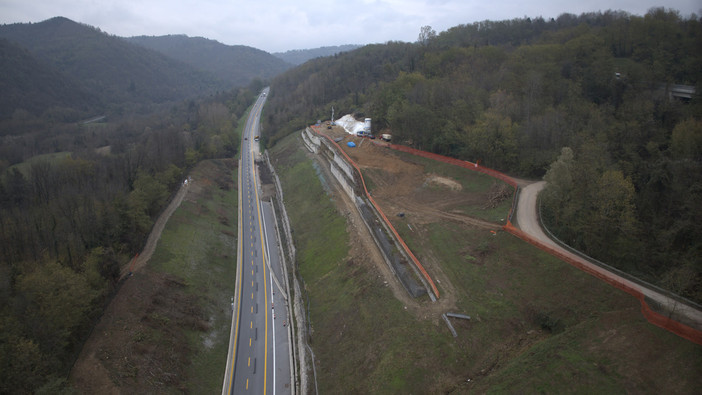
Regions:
[[223, 89, 292, 394]]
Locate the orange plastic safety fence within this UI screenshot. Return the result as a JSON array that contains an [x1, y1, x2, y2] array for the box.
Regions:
[[381, 143, 518, 187], [312, 128, 702, 344], [503, 222, 702, 345]]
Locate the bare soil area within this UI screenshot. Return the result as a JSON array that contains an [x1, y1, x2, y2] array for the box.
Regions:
[[70, 271, 203, 393], [330, 128, 501, 228], [286, 128, 701, 393]]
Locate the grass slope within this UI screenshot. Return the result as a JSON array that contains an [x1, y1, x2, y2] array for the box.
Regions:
[[148, 159, 238, 393], [271, 131, 702, 393]]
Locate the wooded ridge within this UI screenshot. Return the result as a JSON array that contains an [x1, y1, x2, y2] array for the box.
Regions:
[[0, 8, 700, 393], [273, 44, 362, 65], [125, 34, 292, 87], [0, 17, 288, 122], [0, 17, 224, 117]]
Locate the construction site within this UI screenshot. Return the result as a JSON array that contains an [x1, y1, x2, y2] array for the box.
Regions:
[[302, 119, 515, 298], [303, 113, 702, 338], [270, 114, 700, 392]]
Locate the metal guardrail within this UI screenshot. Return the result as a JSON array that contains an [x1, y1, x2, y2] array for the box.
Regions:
[[265, 147, 317, 395], [508, 185, 520, 224]]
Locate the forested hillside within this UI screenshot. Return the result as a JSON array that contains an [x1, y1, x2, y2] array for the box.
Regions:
[[263, 9, 702, 302], [0, 48, 262, 393], [0, 38, 98, 120], [273, 44, 361, 65], [0, 17, 223, 117], [126, 35, 292, 86]]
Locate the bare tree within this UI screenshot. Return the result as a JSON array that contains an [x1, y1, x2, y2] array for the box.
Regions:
[[417, 25, 437, 45]]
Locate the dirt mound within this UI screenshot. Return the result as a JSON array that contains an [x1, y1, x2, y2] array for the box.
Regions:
[[426, 174, 463, 191]]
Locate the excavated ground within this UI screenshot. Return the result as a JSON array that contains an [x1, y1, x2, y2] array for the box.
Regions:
[[315, 126, 511, 318]]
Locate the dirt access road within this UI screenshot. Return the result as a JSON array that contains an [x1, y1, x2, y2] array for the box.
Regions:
[[517, 181, 702, 334], [119, 179, 190, 280]]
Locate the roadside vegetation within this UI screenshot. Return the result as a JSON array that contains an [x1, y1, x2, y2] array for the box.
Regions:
[[70, 158, 239, 393], [270, 130, 702, 393]]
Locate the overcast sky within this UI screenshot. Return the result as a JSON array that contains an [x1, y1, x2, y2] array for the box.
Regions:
[[1, 0, 700, 53]]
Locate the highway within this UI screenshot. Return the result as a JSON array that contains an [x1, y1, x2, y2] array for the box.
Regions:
[[223, 88, 292, 394]]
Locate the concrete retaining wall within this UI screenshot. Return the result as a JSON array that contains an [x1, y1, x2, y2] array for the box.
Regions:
[[300, 127, 319, 154], [302, 127, 433, 299], [303, 128, 358, 200]]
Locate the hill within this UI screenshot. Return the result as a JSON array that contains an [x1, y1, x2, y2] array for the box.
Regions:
[[0, 17, 223, 114], [125, 35, 292, 86], [0, 38, 97, 120], [273, 44, 361, 65], [263, 9, 702, 303]]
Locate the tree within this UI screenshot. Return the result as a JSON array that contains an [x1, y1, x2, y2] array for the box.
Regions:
[[465, 110, 518, 169], [543, 147, 575, 203], [670, 118, 702, 160], [418, 25, 437, 45], [588, 169, 638, 260], [130, 171, 168, 218], [541, 147, 578, 233], [16, 262, 98, 357], [0, 332, 47, 394]]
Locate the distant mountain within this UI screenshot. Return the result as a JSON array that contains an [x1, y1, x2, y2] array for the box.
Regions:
[[273, 44, 361, 65], [0, 17, 223, 112], [125, 35, 292, 86], [0, 38, 97, 119]]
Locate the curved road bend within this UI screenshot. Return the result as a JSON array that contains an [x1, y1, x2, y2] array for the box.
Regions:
[[517, 181, 702, 331], [223, 89, 292, 394]]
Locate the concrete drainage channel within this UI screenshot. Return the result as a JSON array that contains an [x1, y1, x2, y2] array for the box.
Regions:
[[355, 196, 427, 298]]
